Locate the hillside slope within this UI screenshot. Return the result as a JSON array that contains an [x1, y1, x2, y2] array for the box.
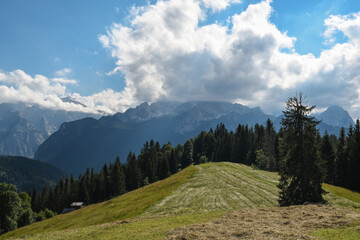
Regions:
[[0, 155, 64, 192], [0, 102, 99, 158], [2, 162, 360, 240]]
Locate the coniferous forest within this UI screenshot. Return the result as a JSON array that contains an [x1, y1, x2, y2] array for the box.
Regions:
[[29, 117, 360, 213]]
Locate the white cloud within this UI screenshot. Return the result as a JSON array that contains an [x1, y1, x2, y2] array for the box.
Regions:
[[55, 68, 72, 77], [52, 68, 77, 85], [0, 69, 133, 115], [2, 0, 360, 118], [324, 12, 360, 45], [201, 0, 241, 12], [52, 78, 77, 85], [98, 0, 360, 118]]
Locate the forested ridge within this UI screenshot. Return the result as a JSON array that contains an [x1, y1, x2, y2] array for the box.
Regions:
[[0, 156, 64, 192], [29, 118, 360, 213]]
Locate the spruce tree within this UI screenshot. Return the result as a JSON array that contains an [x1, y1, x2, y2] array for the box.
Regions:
[[159, 157, 170, 180], [259, 119, 278, 171], [126, 152, 141, 191], [347, 119, 360, 191], [278, 94, 324, 206], [320, 131, 336, 184], [110, 157, 126, 197], [169, 149, 178, 174], [181, 140, 193, 168], [335, 127, 348, 186]]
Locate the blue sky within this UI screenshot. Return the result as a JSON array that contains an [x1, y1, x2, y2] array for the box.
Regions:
[[1, 0, 360, 116]]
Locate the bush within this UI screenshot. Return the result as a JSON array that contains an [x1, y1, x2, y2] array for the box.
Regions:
[[44, 208, 55, 219], [35, 211, 46, 222], [17, 209, 35, 227], [199, 156, 208, 164]]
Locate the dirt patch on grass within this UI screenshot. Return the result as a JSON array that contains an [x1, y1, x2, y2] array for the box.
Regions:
[[166, 205, 360, 240]]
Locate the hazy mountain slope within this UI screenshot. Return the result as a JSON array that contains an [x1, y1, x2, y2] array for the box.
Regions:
[[0, 111, 44, 157], [35, 101, 273, 175], [274, 105, 354, 136], [2, 162, 359, 240], [0, 102, 99, 157], [317, 105, 355, 128], [0, 155, 64, 192]]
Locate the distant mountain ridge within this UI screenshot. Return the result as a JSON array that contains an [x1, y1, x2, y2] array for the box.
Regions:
[[33, 102, 356, 176], [0, 102, 99, 157], [35, 101, 273, 175], [273, 105, 355, 135], [317, 105, 354, 128]]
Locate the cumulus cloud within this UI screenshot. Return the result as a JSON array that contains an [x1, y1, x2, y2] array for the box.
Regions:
[[0, 69, 128, 114], [324, 12, 360, 45], [98, 0, 360, 118], [2, 0, 360, 118]]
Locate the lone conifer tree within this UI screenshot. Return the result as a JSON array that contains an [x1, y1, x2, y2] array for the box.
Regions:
[[278, 93, 324, 206]]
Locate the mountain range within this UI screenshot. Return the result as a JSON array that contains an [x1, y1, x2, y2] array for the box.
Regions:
[[35, 101, 273, 175], [0, 102, 99, 157], [34, 101, 355, 175]]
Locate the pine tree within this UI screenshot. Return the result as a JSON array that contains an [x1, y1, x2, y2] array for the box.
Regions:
[[101, 163, 111, 199], [232, 124, 251, 164], [159, 157, 170, 180], [169, 149, 178, 174], [78, 177, 90, 203], [335, 127, 348, 186], [278, 94, 324, 206], [320, 131, 336, 184], [30, 188, 40, 212], [181, 140, 193, 168], [193, 131, 207, 164], [347, 119, 360, 191], [257, 119, 278, 171], [110, 157, 126, 197], [126, 152, 141, 191]]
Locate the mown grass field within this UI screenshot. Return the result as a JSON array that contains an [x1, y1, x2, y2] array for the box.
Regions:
[[2, 162, 360, 240]]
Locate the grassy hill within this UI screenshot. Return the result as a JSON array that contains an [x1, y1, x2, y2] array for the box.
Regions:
[[2, 162, 360, 240]]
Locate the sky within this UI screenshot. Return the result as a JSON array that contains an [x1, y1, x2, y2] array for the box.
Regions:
[[1, 0, 360, 118]]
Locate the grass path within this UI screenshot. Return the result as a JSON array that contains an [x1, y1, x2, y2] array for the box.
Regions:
[[143, 162, 279, 216]]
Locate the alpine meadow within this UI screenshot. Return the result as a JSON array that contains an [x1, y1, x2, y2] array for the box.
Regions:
[[1, 0, 360, 239]]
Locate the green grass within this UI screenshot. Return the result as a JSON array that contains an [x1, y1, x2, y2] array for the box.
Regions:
[[312, 185, 360, 239], [2, 162, 360, 240], [10, 212, 223, 240], [144, 162, 279, 216], [1, 165, 198, 239], [323, 183, 360, 204], [313, 220, 360, 240]]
